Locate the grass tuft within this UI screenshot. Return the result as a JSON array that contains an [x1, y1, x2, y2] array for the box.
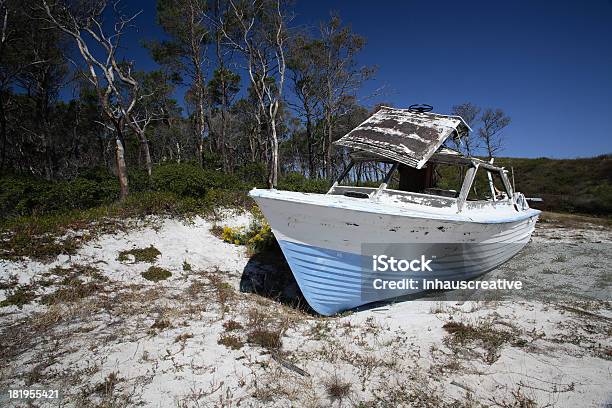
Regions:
[[0, 286, 36, 308], [218, 334, 244, 350], [40, 281, 104, 305], [141, 266, 172, 282], [223, 320, 243, 332], [323, 373, 352, 402], [443, 319, 517, 364], [247, 328, 283, 350], [118, 245, 161, 263]]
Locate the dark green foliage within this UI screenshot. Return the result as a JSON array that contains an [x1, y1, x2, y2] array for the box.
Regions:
[[118, 245, 161, 263], [0, 286, 36, 308], [235, 162, 268, 188], [0, 175, 118, 218], [277, 172, 330, 193], [152, 163, 209, 197], [0, 163, 254, 221], [434, 155, 612, 216], [151, 162, 241, 197], [496, 155, 612, 215], [127, 169, 152, 193], [141, 266, 172, 282]]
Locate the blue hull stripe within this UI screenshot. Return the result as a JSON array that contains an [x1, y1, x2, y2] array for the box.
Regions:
[[277, 240, 518, 316]]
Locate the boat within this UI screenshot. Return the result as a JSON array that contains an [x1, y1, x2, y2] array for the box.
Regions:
[[249, 105, 540, 315]]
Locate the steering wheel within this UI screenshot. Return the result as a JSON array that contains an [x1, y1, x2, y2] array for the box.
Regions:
[[408, 104, 433, 113]]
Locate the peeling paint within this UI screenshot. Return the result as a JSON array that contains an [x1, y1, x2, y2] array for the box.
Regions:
[[335, 106, 469, 169]]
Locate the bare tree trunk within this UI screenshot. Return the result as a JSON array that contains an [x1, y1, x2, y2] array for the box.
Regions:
[[325, 118, 333, 179], [115, 136, 129, 200], [305, 109, 315, 178], [0, 91, 7, 175], [268, 117, 279, 188], [139, 136, 152, 176]]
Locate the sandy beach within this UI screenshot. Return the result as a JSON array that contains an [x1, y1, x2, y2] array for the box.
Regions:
[[0, 211, 610, 407]]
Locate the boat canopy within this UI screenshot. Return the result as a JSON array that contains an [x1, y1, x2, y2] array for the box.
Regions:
[[334, 106, 471, 169], [348, 146, 506, 172]]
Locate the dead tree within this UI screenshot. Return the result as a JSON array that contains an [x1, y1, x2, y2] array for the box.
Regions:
[[450, 102, 481, 156], [479, 108, 511, 159], [40, 0, 154, 197]]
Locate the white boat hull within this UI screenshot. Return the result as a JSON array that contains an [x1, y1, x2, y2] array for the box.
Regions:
[[250, 189, 540, 315]]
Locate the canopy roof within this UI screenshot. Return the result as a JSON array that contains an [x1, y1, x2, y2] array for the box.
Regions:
[[334, 106, 471, 169], [349, 146, 505, 172]]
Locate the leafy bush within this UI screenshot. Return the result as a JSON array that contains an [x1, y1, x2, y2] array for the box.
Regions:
[[152, 163, 210, 197], [54, 177, 117, 210], [120, 191, 185, 216], [277, 172, 329, 193], [151, 162, 242, 198], [128, 169, 151, 192], [220, 214, 275, 255], [0, 175, 48, 217], [0, 175, 117, 217], [235, 162, 268, 188]]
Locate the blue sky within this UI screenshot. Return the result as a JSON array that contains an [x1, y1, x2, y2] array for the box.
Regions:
[[116, 1, 612, 158]]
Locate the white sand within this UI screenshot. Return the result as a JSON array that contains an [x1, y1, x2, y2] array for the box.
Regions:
[[0, 212, 610, 407]]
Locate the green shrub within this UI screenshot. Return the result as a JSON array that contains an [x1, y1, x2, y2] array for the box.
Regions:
[[202, 152, 224, 170], [0, 175, 117, 217], [152, 163, 209, 197], [235, 162, 268, 188], [128, 169, 151, 192], [141, 266, 172, 282], [277, 172, 329, 193], [120, 191, 184, 216], [151, 162, 241, 196], [0, 176, 47, 217]]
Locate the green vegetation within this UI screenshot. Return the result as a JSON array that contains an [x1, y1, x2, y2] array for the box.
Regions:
[[0, 156, 608, 262], [0, 286, 36, 308], [141, 266, 172, 282], [495, 155, 612, 215], [40, 280, 104, 305], [220, 208, 276, 255], [0, 165, 255, 261], [436, 154, 611, 216], [118, 245, 162, 263], [0, 163, 249, 219], [277, 172, 329, 193]]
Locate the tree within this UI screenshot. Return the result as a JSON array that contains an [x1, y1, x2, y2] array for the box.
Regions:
[[0, 0, 50, 174], [287, 33, 325, 178], [319, 14, 375, 179], [17, 5, 68, 179], [450, 102, 481, 156], [479, 108, 511, 159], [150, 0, 209, 166], [213, 0, 290, 187], [208, 66, 240, 170], [41, 0, 155, 198]]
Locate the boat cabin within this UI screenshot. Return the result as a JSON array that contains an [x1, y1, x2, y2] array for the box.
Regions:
[[328, 106, 519, 213]]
